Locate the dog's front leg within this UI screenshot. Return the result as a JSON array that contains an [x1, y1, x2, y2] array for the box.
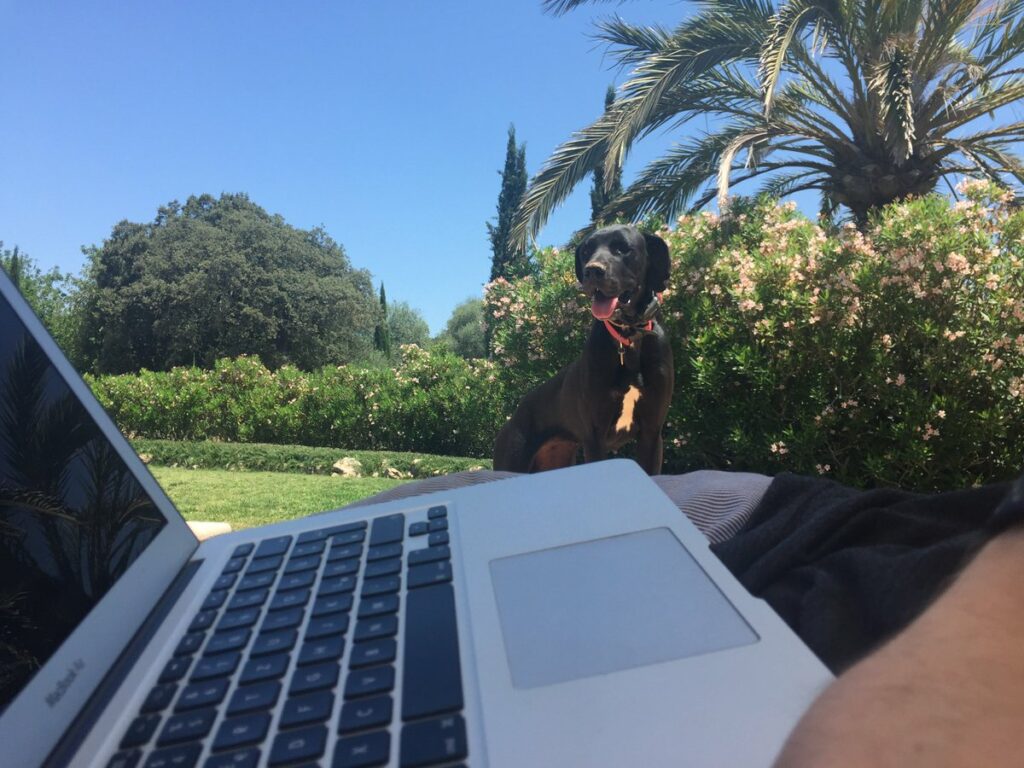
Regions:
[[582, 434, 607, 464], [636, 432, 664, 475]]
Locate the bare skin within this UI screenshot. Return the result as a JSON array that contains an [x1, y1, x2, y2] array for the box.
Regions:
[[776, 526, 1024, 767]]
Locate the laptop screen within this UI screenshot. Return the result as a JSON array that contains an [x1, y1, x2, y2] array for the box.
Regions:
[[0, 290, 168, 714]]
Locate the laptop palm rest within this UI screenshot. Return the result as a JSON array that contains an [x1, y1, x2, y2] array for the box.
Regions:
[[489, 527, 759, 689]]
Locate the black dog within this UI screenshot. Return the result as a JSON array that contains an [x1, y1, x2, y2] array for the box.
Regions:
[[493, 224, 673, 475]]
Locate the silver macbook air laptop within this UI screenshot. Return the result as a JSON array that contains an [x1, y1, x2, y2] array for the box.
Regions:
[[0, 266, 832, 768]]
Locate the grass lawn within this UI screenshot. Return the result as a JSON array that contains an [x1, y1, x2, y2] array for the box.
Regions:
[[151, 466, 404, 530]]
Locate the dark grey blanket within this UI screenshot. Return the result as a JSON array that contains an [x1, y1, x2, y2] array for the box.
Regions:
[[712, 473, 1024, 673]]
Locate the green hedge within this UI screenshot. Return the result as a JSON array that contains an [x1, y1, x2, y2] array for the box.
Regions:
[[89, 346, 505, 459], [486, 184, 1024, 491]]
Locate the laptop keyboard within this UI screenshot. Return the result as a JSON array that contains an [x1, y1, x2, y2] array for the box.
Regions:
[[105, 505, 467, 768]]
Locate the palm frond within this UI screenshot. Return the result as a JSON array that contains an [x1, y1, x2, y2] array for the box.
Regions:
[[595, 16, 675, 67]]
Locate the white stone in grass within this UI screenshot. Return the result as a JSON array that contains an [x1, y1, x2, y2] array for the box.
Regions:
[[332, 457, 364, 477]]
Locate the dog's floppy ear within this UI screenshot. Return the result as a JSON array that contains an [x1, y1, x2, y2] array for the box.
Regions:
[[574, 239, 589, 282], [643, 232, 671, 294]]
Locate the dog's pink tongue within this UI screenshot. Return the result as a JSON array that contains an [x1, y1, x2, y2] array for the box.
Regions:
[[591, 295, 619, 320]]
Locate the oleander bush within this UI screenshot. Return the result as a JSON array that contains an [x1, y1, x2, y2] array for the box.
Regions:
[[487, 183, 1024, 491], [88, 346, 505, 458]]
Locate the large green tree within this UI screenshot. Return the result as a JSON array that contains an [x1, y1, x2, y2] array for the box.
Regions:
[[437, 298, 487, 359], [514, 0, 1024, 242], [589, 85, 624, 223], [76, 194, 377, 373], [387, 301, 431, 349], [488, 125, 531, 280]]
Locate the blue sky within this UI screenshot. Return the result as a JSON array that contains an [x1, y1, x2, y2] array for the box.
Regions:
[[0, 1, 689, 333]]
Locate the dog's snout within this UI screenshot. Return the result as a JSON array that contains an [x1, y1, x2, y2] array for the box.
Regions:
[[583, 262, 606, 281]]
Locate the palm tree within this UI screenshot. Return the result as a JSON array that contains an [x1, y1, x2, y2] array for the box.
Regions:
[[513, 0, 1024, 245]]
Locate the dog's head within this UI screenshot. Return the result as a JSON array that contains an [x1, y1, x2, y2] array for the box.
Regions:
[[574, 225, 670, 321]]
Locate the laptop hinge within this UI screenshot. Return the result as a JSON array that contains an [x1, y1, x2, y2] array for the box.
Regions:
[[44, 558, 205, 767]]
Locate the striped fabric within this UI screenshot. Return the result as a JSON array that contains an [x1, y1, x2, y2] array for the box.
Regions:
[[343, 468, 771, 545]]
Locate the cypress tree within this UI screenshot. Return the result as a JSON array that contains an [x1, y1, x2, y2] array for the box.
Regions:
[[487, 125, 529, 281], [373, 283, 392, 358]]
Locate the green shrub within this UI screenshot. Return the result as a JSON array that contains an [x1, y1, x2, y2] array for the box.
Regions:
[[487, 185, 1024, 491], [89, 347, 505, 458]]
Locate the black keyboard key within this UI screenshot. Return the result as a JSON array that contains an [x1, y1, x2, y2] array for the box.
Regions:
[[349, 638, 396, 669], [158, 708, 217, 746], [175, 679, 229, 712], [227, 589, 268, 611], [407, 561, 453, 590], [142, 683, 178, 713], [427, 505, 447, 519], [240, 653, 290, 684], [402, 583, 463, 720], [361, 576, 400, 598], [317, 573, 358, 598], [407, 546, 449, 567], [354, 615, 398, 642], [268, 724, 326, 765], [338, 695, 393, 734], [159, 657, 192, 684], [325, 520, 368, 536], [222, 557, 247, 575], [204, 628, 250, 656], [212, 712, 271, 751], [217, 607, 261, 631], [399, 714, 468, 767], [261, 606, 305, 632], [305, 613, 349, 639], [332, 530, 366, 546], [255, 535, 292, 559], [246, 556, 283, 575], [298, 635, 345, 665], [291, 540, 325, 558], [344, 665, 395, 699], [107, 751, 141, 768], [369, 514, 404, 546], [227, 680, 281, 715], [188, 610, 217, 633], [232, 543, 255, 557], [284, 555, 321, 574], [358, 595, 399, 619], [323, 559, 360, 577], [277, 571, 316, 592], [297, 528, 330, 544], [289, 662, 339, 695], [190, 652, 241, 682], [201, 590, 228, 611], [203, 748, 259, 768], [408, 522, 429, 536], [427, 531, 449, 547], [250, 629, 297, 657], [175, 633, 205, 657], [321, 564, 358, 584], [364, 558, 401, 579], [236, 571, 276, 592], [144, 743, 201, 768], [269, 588, 310, 611], [366, 543, 402, 562], [213, 573, 237, 591], [280, 690, 334, 728], [334, 729, 390, 767], [121, 714, 161, 749], [427, 519, 448, 532], [312, 593, 353, 617], [328, 544, 362, 563]]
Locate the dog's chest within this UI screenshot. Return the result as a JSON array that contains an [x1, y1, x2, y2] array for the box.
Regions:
[[610, 385, 642, 435]]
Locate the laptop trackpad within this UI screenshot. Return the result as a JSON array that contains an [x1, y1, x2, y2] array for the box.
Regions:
[[489, 528, 758, 689]]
